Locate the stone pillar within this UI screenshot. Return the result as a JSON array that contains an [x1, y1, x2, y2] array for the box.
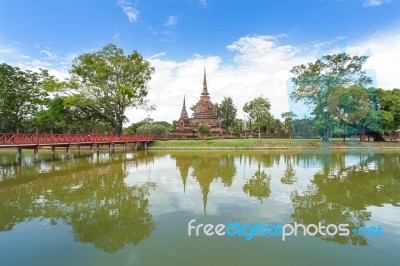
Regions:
[[275, 119, 280, 134], [123, 143, 127, 152], [266, 122, 270, 134], [135, 143, 138, 150], [51, 146, 56, 159]]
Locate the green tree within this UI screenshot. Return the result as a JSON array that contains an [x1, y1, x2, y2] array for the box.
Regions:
[[327, 85, 382, 139], [69, 44, 155, 135], [197, 123, 211, 140], [243, 96, 271, 139], [378, 88, 400, 134], [215, 97, 237, 132], [0, 63, 49, 132], [290, 53, 372, 141], [136, 123, 169, 137]]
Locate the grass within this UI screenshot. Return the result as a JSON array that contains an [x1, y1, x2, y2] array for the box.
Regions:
[[149, 138, 400, 149]]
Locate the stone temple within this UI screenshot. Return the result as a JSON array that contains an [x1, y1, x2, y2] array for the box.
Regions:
[[170, 68, 224, 138]]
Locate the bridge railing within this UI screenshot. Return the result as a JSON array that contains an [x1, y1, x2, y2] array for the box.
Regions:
[[0, 130, 154, 145]]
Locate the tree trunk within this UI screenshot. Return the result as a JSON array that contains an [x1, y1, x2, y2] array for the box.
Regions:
[[258, 125, 261, 139]]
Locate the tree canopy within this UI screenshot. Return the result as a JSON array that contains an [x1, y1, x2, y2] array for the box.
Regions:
[[243, 96, 271, 139], [0, 63, 49, 132], [68, 43, 154, 134], [215, 97, 237, 132], [290, 53, 373, 140]]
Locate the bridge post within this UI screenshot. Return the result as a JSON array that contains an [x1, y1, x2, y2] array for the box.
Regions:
[[123, 143, 127, 152], [66, 145, 71, 159], [51, 146, 56, 159], [17, 147, 22, 163], [77, 145, 81, 156], [90, 145, 94, 155], [144, 142, 147, 149], [96, 144, 100, 154], [109, 143, 114, 153], [135, 143, 138, 150], [34, 147, 39, 162]]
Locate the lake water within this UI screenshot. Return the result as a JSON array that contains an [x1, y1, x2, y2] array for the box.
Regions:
[[0, 148, 399, 266]]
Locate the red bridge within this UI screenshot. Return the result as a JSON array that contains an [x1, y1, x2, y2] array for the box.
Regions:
[[0, 130, 154, 162]]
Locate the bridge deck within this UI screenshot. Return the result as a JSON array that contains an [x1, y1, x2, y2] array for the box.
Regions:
[[0, 131, 154, 149]]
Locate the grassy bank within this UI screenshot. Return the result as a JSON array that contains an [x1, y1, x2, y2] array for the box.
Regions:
[[149, 138, 400, 149]]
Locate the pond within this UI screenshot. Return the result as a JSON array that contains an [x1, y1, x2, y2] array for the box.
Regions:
[[0, 149, 399, 266]]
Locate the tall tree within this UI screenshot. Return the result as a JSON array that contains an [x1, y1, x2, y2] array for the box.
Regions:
[[0, 63, 49, 132], [69, 44, 154, 134], [243, 96, 271, 139], [215, 97, 237, 132], [290, 53, 372, 141]]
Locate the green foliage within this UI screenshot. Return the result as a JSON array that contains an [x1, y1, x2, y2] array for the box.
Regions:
[[243, 96, 271, 138], [215, 97, 237, 131], [69, 43, 155, 134], [0, 63, 49, 132], [378, 88, 400, 133], [136, 123, 169, 137], [197, 123, 211, 139], [290, 53, 373, 140]]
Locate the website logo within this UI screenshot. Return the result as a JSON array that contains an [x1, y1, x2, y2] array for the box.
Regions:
[[188, 219, 383, 241]]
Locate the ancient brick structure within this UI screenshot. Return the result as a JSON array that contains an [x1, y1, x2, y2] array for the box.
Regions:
[[170, 68, 224, 138]]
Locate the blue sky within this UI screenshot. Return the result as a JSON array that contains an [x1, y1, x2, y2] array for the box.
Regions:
[[1, 0, 400, 123]]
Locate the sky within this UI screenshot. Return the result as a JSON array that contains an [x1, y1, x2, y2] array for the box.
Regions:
[[1, 0, 400, 124]]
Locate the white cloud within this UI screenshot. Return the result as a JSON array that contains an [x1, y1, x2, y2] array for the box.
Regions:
[[40, 49, 58, 60], [165, 16, 178, 26], [117, 0, 139, 23], [0, 47, 15, 54], [126, 35, 312, 124], [125, 30, 400, 124], [363, 0, 393, 7], [347, 29, 400, 89]]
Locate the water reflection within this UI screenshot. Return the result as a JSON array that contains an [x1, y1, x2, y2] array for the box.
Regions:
[[243, 160, 271, 202], [291, 151, 400, 245], [172, 152, 236, 214], [0, 150, 399, 254], [0, 152, 156, 253]]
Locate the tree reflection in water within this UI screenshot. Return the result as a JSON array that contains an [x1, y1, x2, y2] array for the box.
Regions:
[[0, 152, 156, 253], [242, 161, 271, 202], [291, 151, 400, 246]]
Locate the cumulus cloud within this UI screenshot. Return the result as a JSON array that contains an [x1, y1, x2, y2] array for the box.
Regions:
[[117, 0, 139, 23], [127, 35, 313, 124], [126, 30, 400, 124]]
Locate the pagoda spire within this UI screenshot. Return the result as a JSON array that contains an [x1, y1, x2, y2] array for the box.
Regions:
[[202, 66, 209, 96], [183, 94, 186, 109]]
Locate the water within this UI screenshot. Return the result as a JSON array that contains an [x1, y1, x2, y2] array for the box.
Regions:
[[0, 149, 399, 266]]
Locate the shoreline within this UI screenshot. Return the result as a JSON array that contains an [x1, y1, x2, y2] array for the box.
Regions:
[[149, 139, 400, 150], [148, 146, 400, 150]]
